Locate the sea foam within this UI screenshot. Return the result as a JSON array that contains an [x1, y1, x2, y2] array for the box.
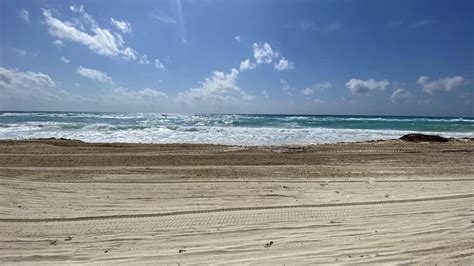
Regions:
[[0, 112, 472, 145]]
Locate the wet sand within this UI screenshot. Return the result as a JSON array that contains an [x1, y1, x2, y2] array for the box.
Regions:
[[0, 139, 473, 264]]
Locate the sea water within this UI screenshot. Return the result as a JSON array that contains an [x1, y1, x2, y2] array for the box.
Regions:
[[0, 112, 472, 145]]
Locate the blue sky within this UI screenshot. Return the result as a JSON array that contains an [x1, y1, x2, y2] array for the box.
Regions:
[[0, 0, 473, 116]]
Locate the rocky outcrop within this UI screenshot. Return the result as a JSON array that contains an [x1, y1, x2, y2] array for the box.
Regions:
[[400, 133, 449, 142]]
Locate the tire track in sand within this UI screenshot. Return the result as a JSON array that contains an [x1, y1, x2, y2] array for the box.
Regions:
[[1, 194, 472, 237]]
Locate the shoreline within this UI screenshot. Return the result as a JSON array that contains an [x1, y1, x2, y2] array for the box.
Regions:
[[1, 135, 472, 148]]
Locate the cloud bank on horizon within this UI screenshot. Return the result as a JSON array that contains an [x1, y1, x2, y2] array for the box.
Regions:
[[0, 0, 472, 116]]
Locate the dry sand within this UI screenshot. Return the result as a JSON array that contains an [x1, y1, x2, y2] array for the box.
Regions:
[[0, 139, 473, 264]]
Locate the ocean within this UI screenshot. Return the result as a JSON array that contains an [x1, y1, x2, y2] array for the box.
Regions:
[[0, 111, 472, 145]]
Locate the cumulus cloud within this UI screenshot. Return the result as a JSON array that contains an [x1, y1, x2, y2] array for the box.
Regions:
[[346, 78, 390, 95], [110, 18, 132, 34], [315, 82, 333, 90], [18, 9, 30, 23], [235, 36, 241, 42], [301, 82, 333, 96], [280, 79, 294, 96], [390, 88, 414, 102], [0, 67, 83, 109], [60, 56, 70, 63], [417, 76, 464, 94], [178, 69, 253, 102], [111, 87, 167, 100], [0, 67, 55, 91], [52, 40, 64, 48], [274, 57, 294, 71], [154, 59, 165, 70], [250, 42, 294, 71], [98, 88, 169, 111], [0, 67, 171, 111], [253, 42, 277, 64], [76, 66, 114, 85], [12, 48, 27, 57], [138, 54, 150, 64], [239, 59, 256, 71], [417, 76, 430, 85], [301, 87, 314, 96], [42, 7, 138, 61]]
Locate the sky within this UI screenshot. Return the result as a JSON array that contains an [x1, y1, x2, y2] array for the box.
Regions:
[[0, 0, 473, 116]]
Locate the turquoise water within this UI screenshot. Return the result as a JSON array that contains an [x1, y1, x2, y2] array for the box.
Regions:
[[0, 111, 472, 145]]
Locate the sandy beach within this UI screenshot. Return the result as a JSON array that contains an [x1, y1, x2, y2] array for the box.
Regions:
[[0, 138, 473, 264]]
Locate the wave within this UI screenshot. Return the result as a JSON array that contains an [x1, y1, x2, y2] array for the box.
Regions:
[[0, 125, 472, 145], [1, 112, 473, 145]]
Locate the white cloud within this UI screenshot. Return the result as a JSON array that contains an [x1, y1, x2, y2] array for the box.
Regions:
[[260, 90, 269, 99], [251, 42, 294, 71], [60, 56, 70, 63], [314, 98, 323, 104], [112, 87, 167, 100], [280, 79, 294, 96], [42, 8, 138, 61], [0, 67, 55, 90], [178, 69, 253, 102], [346, 78, 390, 95], [18, 9, 30, 23], [281, 79, 290, 90], [13, 48, 27, 57], [110, 18, 132, 34], [288, 20, 341, 32], [390, 88, 414, 102], [253, 42, 277, 64], [138, 54, 150, 64], [76, 66, 114, 85], [387, 20, 403, 27], [95, 87, 171, 111], [274, 57, 294, 71], [417, 76, 464, 94], [235, 36, 241, 42], [0, 67, 83, 109], [324, 22, 341, 32], [239, 59, 256, 71], [154, 59, 165, 70], [297, 20, 316, 31], [0, 66, 170, 111], [69, 5, 97, 29], [301, 82, 333, 96], [11, 48, 37, 57], [52, 40, 64, 48], [316, 81, 333, 90], [301, 87, 314, 96], [417, 76, 430, 85], [150, 13, 176, 24], [411, 19, 435, 28]]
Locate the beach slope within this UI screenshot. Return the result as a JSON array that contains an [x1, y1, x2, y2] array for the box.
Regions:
[[0, 139, 473, 264]]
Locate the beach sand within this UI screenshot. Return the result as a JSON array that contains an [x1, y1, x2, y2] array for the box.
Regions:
[[0, 139, 473, 264]]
